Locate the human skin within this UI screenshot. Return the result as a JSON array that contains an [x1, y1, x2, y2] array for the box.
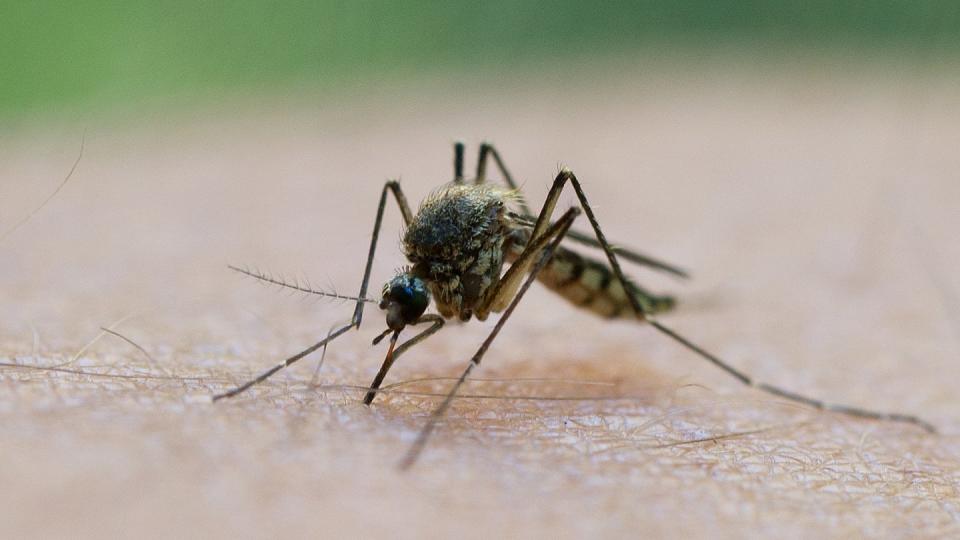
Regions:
[[1, 63, 959, 538]]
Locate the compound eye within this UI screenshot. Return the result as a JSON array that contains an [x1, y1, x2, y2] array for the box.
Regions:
[[390, 284, 415, 303], [381, 274, 431, 329], [395, 285, 428, 319]]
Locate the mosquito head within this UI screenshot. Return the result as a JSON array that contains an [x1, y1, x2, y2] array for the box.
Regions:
[[380, 272, 430, 331]]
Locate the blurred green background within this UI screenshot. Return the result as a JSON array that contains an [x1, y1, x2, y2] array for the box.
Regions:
[[2, 1, 959, 122]]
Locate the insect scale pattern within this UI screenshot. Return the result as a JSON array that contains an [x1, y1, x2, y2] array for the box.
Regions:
[[215, 143, 936, 469]]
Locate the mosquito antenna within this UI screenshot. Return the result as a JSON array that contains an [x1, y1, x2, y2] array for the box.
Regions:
[[0, 135, 84, 245], [646, 318, 936, 433], [228, 265, 377, 304]]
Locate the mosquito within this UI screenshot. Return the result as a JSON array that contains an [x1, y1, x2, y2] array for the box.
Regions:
[[214, 142, 936, 469]]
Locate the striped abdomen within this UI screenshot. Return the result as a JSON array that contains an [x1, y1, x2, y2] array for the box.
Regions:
[[508, 243, 675, 319]]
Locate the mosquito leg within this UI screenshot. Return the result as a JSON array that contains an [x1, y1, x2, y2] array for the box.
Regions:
[[508, 211, 690, 279], [400, 207, 580, 468], [352, 180, 413, 328], [564, 228, 689, 279], [453, 142, 465, 183], [550, 168, 935, 433], [212, 322, 354, 401], [756, 380, 935, 433], [214, 180, 415, 401], [479, 144, 688, 278], [475, 143, 533, 216], [364, 314, 445, 405], [470, 167, 582, 317], [633, 321, 936, 432]]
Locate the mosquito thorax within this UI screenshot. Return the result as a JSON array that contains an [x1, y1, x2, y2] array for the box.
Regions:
[[402, 183, 517, 321], [380, 273, 430, 330]]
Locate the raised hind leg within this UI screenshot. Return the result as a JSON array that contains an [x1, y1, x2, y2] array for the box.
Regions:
[[534, 169, 933, 432]]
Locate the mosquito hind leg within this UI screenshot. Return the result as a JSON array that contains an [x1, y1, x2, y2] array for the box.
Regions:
[[214, 180, 415, 401], [477, 143, 688, 278], [546, 168, 934, 433]]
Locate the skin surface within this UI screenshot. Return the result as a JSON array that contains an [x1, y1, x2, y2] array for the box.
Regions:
[[1, 63, 959, 538]]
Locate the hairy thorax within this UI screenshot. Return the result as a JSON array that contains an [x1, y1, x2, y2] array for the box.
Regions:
[[402, 183, 519, 321]]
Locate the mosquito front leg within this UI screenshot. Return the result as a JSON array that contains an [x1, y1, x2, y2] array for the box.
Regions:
[[214, 180, 415, 401], [212, 324, 355, 401], [353, 180, 414, 327]]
